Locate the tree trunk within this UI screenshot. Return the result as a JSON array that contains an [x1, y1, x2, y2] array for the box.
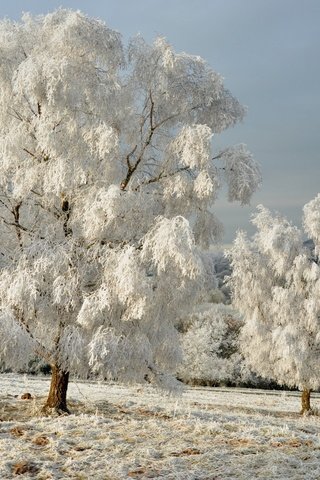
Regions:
[[300, 388, 312, 414], [44, 365, 70, 414]]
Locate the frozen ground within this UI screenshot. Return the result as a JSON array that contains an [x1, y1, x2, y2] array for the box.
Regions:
[[1, 374, 320, 479]]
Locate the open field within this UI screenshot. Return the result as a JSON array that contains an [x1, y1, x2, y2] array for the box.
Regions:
[[1, 374, 320, 479]]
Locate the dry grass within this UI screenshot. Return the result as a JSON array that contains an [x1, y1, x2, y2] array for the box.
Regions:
[[1, 374, 320, 479], [11, 461, 39, 476]]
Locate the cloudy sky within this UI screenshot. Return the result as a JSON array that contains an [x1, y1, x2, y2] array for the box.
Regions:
[[1, 0, 319, 242]]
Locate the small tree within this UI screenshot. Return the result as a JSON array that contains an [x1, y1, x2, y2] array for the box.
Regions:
[[177, 303, 244, 386], [228, 196, 320, 413], [0, 10, 260, 413], [178, 250, 249, 387]]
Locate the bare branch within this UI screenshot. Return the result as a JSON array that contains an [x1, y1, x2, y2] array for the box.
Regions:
[[121, 93, 157, 191], [3, 219, 29, 233], [134, 166, 191, 190], [23, 94, 37, 116], [0, 198, 11, 212], [23, 147, 36, 158], [126, 144, 138, 171], [149, 90, 155, 131], [15, 308, 50, 363]]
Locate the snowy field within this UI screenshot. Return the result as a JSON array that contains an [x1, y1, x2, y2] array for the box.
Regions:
[[1, 374, 320, 479]]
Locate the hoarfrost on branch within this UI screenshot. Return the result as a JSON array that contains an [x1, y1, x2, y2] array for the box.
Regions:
[[0, 9, 260, 390]]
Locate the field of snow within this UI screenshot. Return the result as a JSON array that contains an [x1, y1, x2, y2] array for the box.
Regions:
[[1, 374, 320, 479]]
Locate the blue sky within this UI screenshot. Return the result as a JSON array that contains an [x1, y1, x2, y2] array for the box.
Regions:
[[1, 0, 319, 242]]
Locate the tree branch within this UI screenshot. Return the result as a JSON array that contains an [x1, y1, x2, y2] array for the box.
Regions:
[[61, 195, 72, 237], [121, 93, 157, 191], [15, 308, 51, 363], [23, 147, 36, 158], [134, 166, 191, 190]]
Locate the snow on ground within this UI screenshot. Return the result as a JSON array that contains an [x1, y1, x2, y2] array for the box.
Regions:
[[1, 374, 320, 479]]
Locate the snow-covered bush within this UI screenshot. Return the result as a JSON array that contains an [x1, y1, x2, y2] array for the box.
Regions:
[[177, 250, 256, 387], [177, 303, 244, 386]]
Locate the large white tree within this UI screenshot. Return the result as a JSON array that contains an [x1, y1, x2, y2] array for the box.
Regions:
[[0, 9, 260, 412], [228, 196, 320, 413]]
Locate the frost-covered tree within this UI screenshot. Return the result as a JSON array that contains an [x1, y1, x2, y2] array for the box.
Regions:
[[228, 196, 320, 413], [0, 9, 260, 413], [177, 303, 244, 386], [178, 251, 248, 387]]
